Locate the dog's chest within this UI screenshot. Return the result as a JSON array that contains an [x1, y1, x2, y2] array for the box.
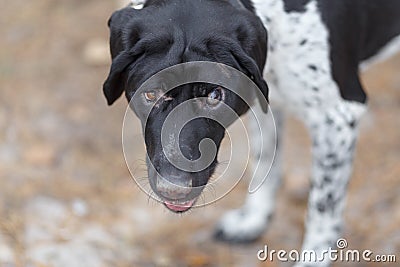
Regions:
[[252, 0, 342, 114]]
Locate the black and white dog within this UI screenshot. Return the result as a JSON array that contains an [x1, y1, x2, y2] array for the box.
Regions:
[[103, 0, 400, 266]]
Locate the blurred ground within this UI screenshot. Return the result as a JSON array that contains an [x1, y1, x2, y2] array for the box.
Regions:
[[0, 0, 399, 266]]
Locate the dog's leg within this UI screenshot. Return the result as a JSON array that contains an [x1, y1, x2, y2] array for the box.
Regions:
[[214, 104, 284, 243], [294, 102, 366, 267]]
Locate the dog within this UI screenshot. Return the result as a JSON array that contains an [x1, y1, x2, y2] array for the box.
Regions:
[[103, 0, 400, 266]]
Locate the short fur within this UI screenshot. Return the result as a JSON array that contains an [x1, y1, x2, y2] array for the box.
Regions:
[[103, 1, 400, 266]]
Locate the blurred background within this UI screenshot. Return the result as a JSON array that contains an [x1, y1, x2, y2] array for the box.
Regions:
[[0, 0, 399, 266]]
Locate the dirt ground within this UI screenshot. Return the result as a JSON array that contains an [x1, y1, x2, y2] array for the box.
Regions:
[[0, 1, 399, 266]]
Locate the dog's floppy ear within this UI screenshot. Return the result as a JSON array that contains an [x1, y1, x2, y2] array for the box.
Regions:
[[108, 7, 138, 59], [223, 0, 269, 112], [234, 15, 269, 112], [233, 48, 269, 112], [103, 50, 139, 105], [227, 37, 269, 112], [103, 7, 139, 105]]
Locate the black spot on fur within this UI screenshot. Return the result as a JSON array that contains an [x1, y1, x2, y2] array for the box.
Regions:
[[270, 44, 275, 52], [317, 159, 345, 170], [317, 202, 326, 213], [283, 0, 311, 13], [326, 193, 337, 212], [316, 193, 338, 214], [325, 116, 334, 125], [300, 39, 308, 46], [304, 100, 312, 107], [323, 176, 332, 183], [333, 225, 342, 233], [327, 153, 336, 159], [308, 64, 318, 71]]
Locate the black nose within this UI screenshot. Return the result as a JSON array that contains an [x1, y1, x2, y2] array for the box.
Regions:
[[156, 175, 192, 200]]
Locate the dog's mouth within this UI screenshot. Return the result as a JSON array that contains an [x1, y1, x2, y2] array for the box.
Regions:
[[163, 198, 197, 213]]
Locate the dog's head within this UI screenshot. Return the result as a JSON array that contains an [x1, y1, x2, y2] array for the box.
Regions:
[[103, 0, 268, 212]]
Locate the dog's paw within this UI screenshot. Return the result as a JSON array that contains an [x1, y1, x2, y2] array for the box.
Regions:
[[213, 208, 271, 244]]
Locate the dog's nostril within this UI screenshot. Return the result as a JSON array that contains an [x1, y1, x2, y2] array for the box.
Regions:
[[156, 175, 192, 200]]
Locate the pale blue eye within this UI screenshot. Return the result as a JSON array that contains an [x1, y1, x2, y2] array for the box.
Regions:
[[207, 87, 223, 106]]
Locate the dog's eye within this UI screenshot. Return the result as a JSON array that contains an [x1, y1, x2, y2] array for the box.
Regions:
[[206, 87, 224, 106], [144, 91, 157, 102]]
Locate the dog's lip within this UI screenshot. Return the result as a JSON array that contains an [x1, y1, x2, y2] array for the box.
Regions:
[[163, 199, 196, 213]]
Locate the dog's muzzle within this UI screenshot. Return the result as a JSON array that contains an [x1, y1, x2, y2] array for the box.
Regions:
[[156, 175, 197, 212]]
